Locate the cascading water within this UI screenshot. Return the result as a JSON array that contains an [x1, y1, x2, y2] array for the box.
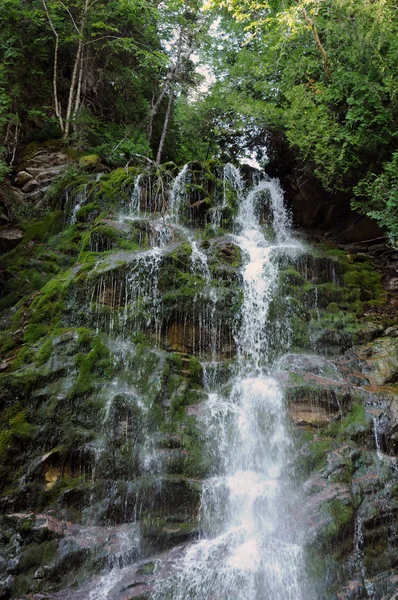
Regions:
[[153, 168, 306, 599], [130, 173, 143, 216], [87, 163, 308, 600], [69, 184, 88, 224], [170, 163, 190, 220]]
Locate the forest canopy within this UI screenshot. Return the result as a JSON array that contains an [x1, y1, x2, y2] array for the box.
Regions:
[[0, 0, 397, 242]]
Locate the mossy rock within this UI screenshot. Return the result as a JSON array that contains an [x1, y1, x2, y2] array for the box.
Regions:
[[79, 154, 101, 169]]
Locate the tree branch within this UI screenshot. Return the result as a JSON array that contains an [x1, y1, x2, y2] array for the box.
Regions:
[[297, 2, 332, 82]]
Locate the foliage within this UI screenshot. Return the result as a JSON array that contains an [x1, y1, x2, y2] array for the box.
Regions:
[[0, 0, 184, 169], [353, 151, 398, 246], [179, 0, 398, 238]]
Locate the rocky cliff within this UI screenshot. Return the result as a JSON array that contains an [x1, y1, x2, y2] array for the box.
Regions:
[[0, 155, 397, 599]]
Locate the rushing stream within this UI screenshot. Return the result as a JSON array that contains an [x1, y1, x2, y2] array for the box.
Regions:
[[152, 170, 305, 599], [89, 164, 307, 599]]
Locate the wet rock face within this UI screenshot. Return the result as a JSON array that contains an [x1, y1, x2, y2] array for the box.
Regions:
[[281, 344, 398, 598], [0, 160, 397, 599]]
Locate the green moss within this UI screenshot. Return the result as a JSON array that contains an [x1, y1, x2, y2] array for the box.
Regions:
[[22, 211, 64, 243], [343, 260, 385, 302], [290, 316, 311, 349], [71, 335, 111, 397], [12, 345, 35, 369], [18, 518, 33, 532], [27, 270, 73, 326], [79, 154, 101, 169], [326, 302, 339, 313], [36, 337, 53, 365], [24, 323, 50, 343], [305, 548, 328, 582], [280, 266, 306, 286], [328, 403, 369, 440], [77, 328, 93, 347], [15, 539, 58, 574], [0, 406, 35, 459], [11, 574, 31, 598], [307, 438, 332, 470], [328, 498, 354, 528], [75, 202, 100, 222], [137, 562, 156, 575]]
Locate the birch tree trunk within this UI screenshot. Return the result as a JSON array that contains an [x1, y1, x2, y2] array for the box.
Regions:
[[73, 47, 85, 118], [42, 0, 64, 132], [63, 0, 90, 140], [155, 87, 174, 164], [147, 26, 184, 140]]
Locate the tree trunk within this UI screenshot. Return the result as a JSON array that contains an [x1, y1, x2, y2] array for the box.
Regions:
[[63, 0, 90, 140], [73, 48, 85, 118], [42, 0, 64, 132], [156, 88, 174, 164], [147, 26, 184, 139]]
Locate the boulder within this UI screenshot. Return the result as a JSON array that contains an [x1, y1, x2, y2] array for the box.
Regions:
[[0, 227, 24, 252], [22, 178, 40, 194], [14, 171, 33, 187]]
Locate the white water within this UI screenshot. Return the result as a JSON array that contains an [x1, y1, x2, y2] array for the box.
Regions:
[[130, 173, 142, 215], [373, 415, 384, 460], [354, 516, 376, 599], [69, 184, 88, 224], [154, 166, 306, 599], [170, 163, 190, 220], [90, 164, 307, 599]]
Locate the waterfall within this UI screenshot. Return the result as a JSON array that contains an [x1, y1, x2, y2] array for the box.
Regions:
[[373, 415, 384, 459], [86, 163, 308, 600], [154, 166, 306, 599], [355, 516, 376, 599], [69, 184, 88, 224], [169, 163, 190, 220], [223, 163, 245, 207], [130, 173, 142, 215]]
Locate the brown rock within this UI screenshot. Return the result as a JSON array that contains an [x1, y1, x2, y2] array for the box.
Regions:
[[22, 178, 40, 193], [26, 165, 68, 181], [289, 403, 332, 427], [0, 227, 24, 252], [14, 170, 33, 186]]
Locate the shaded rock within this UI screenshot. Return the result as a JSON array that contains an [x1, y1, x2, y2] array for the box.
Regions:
[[22, 179, 40, 194], [387, 278, 398, 293], [0, 227, 24, 252], [163, 321, 234, 357], [27, 165, 68, 182], [14, 171, 33, 186], [385, 326, 398, 338], [24, 151, 68, 169], [363, 339, 398, 385]]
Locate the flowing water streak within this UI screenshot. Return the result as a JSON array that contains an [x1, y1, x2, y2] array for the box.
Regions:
[[124, 247, 163, 340], [354, 516, 376, 599], [169, 163, 190, 220], [223, 163, 245, 208], [373, 415, 384, 459], [209, 163, 244, 228], [70, 184, 88, 224], [154, 168, 305, 600], [130, 173, 142, 215]]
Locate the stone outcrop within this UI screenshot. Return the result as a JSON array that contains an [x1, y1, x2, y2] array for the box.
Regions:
[[0, 147, 71, 255], [0, 160, 397, 599]]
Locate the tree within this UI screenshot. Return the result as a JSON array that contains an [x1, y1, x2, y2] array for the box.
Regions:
[[0, 0, 168, 167], [180, 0, 398, 239]]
